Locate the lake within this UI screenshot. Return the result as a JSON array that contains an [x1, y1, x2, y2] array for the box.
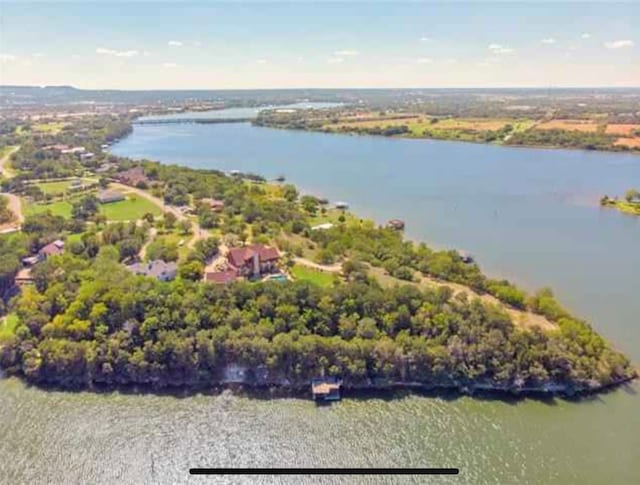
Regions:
[[1, 111, 639, 484]]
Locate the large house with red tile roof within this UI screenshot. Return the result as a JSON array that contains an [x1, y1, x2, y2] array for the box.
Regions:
[[114, 167, 149, 187], [227, 244, 280, 278]]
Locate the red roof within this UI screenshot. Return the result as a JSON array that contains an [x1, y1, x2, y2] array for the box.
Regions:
[[205, 269, 237, 284], [38, 240, 64, 257], [228, 244, 279, 268]]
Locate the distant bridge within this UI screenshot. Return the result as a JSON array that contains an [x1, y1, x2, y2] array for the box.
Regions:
[[133, 117, 253, 125]]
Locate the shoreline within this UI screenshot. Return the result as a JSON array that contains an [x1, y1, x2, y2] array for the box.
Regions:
[[252, 121, 640, 156], [3, 370, 636, 401]]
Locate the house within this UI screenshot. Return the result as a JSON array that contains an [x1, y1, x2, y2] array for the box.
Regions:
[[227, 244, 280, 278], [69, 178, 84, 189], [114, 166, 149, 187], [126, 260, 177, 281], [38, 240, 65, 260], [61, 146, 86, 155], [311, 377, 342, 402], [79, 152, 95, 161], [200, 198, 225, 212], [97, 190, 125, 204], [334, 201, 349, 209], [311, 222, 334, 231], [204, 268, 238, 285], [42, 144, 69, 152], [15, 268, 34, 286], [387, 219, 405, 230]]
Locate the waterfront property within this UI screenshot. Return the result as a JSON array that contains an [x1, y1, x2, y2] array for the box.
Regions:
[[227, 244, 280, 278], [387, 219, 405, 230], [114, 166, 149, 187], [311, 377, 342, 402]]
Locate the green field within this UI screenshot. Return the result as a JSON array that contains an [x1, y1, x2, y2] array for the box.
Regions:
[[99, 195, 162, 221], [24, 198, 73, 218], [291, 264, 337, 287], [35, 178, 96, 195], [23, 194, 162, 221]]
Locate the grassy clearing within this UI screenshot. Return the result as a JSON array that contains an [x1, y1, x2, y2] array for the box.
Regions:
[[33, 122, 68, 134], [291, 264, 337, 287], [35, 178, 97, 195], [307, 208, 362, 227], [0, 314, 20, 339], [24, 198, 73, 218], [99, 195, 162, 221]]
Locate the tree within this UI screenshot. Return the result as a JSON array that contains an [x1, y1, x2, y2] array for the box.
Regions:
[[163, 212, 177, 230], [71, 195, 99, 220], [282, 184, 298, 202], [177, 219, 192, 235], [178, 260, 204, 281], [624, 188, 639, 203]]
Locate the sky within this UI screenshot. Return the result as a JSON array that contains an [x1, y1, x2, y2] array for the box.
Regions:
[[0, 1, 638, 89]]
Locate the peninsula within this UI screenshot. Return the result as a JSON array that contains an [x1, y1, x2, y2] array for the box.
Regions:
[[0, 110, 636, 398]]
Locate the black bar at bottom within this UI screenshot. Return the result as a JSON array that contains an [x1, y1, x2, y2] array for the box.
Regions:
[[189, 468, 459, 475]]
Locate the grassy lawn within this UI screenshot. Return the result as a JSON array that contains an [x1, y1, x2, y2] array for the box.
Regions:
[[291, 264, 337, 287], [23, 193, 162, 222], [0, 314, 20, 339], [99, 195, 162, 221], [23, 198, 74, 218], [34, 178, 96, 195]]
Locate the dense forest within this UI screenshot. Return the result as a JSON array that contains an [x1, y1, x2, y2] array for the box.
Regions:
[[0, 246, 633, 394]]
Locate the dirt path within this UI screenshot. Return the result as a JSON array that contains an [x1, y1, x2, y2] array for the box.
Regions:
[[368, 266, 556, 332], [112, 182, 205, 250], [0, 146, 20, 178], [139, 227, 158, 260], [292, 257, 343, 273]]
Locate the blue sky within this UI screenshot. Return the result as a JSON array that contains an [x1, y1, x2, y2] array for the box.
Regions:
[[0, 1, 638, 89]]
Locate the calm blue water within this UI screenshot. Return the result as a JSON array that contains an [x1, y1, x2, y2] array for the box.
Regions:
[[112, 121, 640, 359]]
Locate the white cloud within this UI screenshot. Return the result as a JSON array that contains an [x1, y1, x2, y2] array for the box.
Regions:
[[143, 51, 151, 57], [333, 49, 359, 57], [445, 58, 457, 64], [256, 59, 268, 64], [168, 40, 183, 47], [604, 40, 634, 49], [420, 37, 431, 42], [162, 62, 178, 68], [327, 56, 344, 64], [33, 52, 44, 58], [96, 47, 139, 57], [0, 53, 17, 62], [581, 33, 591, 39], [193, 41, 202, 47], [541, 38, 556, 45], [488, 43, 514, 54], [416, 57, 433, 64]]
